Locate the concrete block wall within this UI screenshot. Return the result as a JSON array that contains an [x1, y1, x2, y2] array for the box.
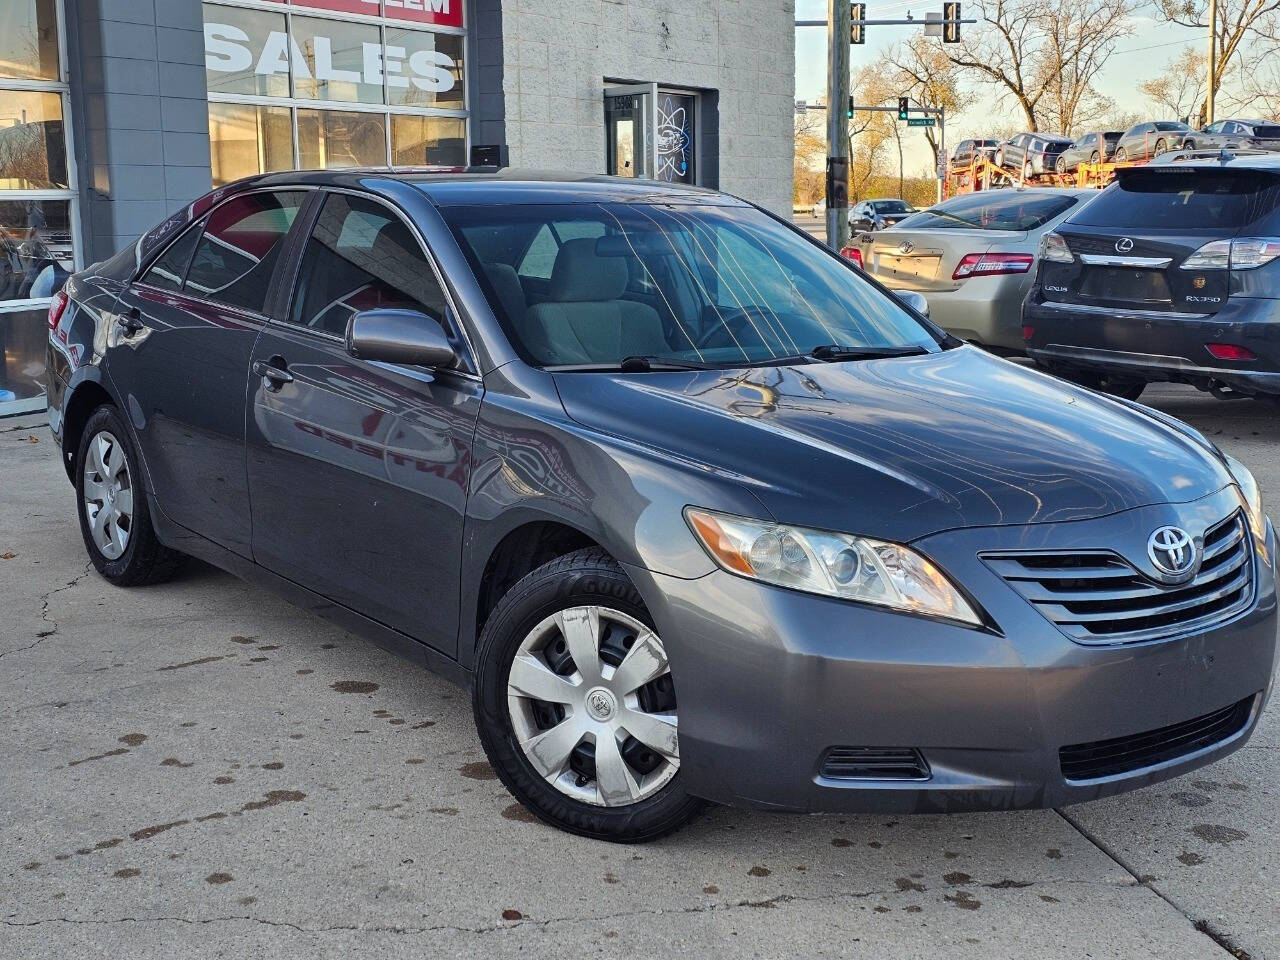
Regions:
[[496, 0, 795, 215], [67, 0, 213, 262]]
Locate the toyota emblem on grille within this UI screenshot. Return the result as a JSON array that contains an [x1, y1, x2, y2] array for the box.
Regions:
[[1115, 237, 1135, 253], [1147, 526, 1199, 581], [899, 240, 915, 254]]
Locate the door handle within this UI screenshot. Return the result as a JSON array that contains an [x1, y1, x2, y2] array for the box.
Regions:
[[252, 359, 294, 389], [117, 307, 144, 335]]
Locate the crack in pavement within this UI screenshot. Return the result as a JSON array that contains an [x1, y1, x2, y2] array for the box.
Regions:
[[1055, 807, 1254, 960], [1, 877, 1149, 938], [0, 562, 93, 663]]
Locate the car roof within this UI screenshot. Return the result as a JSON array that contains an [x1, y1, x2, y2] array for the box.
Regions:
[[1140, 152, 1280, 172]]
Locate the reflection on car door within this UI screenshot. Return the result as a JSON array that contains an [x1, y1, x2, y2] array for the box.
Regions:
[[245, 190, 481, 656], [107, 189, 305, 556]]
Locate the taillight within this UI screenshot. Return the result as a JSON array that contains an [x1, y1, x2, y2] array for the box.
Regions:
[[1182, 237, 1280, 270], [1022, 325, 1035, 341], [840, 245, 863, 268], [1205, 342, 1256, 361], [1040, 232, 1073, 263], [952, 252, 1034, 280], [47, 290, 69, 330]]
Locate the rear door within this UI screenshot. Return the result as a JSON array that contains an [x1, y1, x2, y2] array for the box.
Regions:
[[107, 189, 306, 556], [245, 189, 481, 655], [1042, 169, 1280, 321]]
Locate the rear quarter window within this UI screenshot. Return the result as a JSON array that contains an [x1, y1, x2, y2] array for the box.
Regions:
[[1071, 172, 1280, 230]]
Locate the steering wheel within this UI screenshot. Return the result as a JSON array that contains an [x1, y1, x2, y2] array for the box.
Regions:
[[696, 307, 781, 351]]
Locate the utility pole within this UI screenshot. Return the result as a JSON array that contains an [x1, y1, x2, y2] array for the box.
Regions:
[[1206, 0, 1217, 124], [825, 0, 851, 250]]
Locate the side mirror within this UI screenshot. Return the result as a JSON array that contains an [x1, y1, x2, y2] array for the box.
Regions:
[[346, 309, 456, 368], [897, 290, 929, 318]]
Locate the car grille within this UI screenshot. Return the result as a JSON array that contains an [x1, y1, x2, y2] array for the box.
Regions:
[[820, 747, 930, 781], [984, 511, 1253, 645], [1059, 696, 1255, 781]]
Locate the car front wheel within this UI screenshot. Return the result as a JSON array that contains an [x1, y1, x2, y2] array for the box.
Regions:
[[1115, 147, 1128, 162], [75, 404, 184, 586], [472, 548, 706, 842]]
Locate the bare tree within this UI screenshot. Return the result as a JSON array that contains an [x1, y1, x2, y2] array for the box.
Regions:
[[1234, 44, 1280, 118], [947, 0, 1134, 133], [1140, 47, 1209, 122], [1155, 0, 1280, 114], [881, 36, 974, 168]]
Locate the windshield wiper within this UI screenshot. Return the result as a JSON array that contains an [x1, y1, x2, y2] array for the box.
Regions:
[[807, 344, 930, 362], [617, 355, 711, 372]]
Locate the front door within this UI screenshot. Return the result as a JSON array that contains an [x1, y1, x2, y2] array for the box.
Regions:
[[107, 189, 305, 556], [245, 190, 481, 655]]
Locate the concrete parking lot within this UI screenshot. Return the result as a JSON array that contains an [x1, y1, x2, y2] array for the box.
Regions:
[[1, 383, 1276, 960]]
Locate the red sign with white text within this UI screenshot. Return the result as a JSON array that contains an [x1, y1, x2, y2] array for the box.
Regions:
[[255, 0, 463, 29]]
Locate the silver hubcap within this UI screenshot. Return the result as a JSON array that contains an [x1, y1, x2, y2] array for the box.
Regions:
[[506, 606, 679, 807], [83, 430, 132, 560]]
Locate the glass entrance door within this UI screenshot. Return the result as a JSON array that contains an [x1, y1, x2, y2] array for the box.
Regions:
[[604, 83, 653, 179]]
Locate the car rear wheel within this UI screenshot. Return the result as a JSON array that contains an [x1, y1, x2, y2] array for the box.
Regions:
[[1183, 140, 1196, 150], [472, 548, 706, 842], [76, 405, 184, 586], [1154, 138, 1167, 156]]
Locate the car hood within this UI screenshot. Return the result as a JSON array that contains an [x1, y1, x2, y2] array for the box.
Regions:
[[553, 346, 1231, 542]]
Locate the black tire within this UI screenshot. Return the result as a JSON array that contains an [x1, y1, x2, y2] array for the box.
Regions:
[[1154, 137, 1167, 156], [1056, 156, 1067, 174], [472, 548, 707, 842], [75, 404, 184, 586], [1115, 147, 1127, 162], [1184, 140, 1196, 151], [1090, 150, 1100, 163]]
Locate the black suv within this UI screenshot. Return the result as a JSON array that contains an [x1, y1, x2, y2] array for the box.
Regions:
[[1023, 155, 1280, 402]]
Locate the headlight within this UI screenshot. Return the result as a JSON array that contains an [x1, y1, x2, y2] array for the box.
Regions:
[[1224, 454, 1267, 541], [685, 508, 981, 626]]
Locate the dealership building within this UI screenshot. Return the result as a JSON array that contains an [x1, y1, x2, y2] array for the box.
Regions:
[[0, 0, 794, 414]]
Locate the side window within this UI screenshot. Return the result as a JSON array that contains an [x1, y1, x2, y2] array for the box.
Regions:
[[184, 191, 304, 312], [517, 220, 608, 280], [290, 191, 446, 339], [141, 221, 203, 292], [517, 225, 559, 279]]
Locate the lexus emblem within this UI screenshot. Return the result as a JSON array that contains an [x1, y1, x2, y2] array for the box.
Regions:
[[899, 240, 915, 254], [1147, 526, 1199, 581], [1115, 237, 1135, 253]]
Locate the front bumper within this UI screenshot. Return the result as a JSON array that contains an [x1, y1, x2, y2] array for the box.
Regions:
[[633, 491, 1278, 813], [1024, 297, 1280, 396]]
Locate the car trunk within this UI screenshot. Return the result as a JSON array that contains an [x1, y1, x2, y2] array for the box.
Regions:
[[1038, 167, 1280, 315], [858, 228, 1027, 292]]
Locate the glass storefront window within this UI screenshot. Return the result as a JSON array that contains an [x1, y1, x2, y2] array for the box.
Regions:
[[0, 307, 48, 407], [297, 108, 387, 169], [391, 114, 464, 166], [0, 92, 67, 189], [202, 1, 468, 183], [204, 4, 291, 98], [385, 28, 463, 109], [0, 0, 59, 81], [0, 199, 72, 301], [209, 102, 294, 186], [292, 15, 383, 104]]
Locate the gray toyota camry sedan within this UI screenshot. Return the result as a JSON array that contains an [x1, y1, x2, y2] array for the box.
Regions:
[[48, 170, 1277, 842]]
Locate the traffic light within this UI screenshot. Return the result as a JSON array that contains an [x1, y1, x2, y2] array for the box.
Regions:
[[850, 3, 865, 44], [847, 97, 855, 119], [898, 97, 909, 120], [943, 2, 961, 42]]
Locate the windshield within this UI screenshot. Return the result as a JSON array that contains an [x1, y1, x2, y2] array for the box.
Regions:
[[443, 202, 942, 369], [872, 200, 912, 213], [895, 191, 1078, 232]]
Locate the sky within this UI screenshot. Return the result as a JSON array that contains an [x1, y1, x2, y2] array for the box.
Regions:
[[793, 0, 1207, 175]]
